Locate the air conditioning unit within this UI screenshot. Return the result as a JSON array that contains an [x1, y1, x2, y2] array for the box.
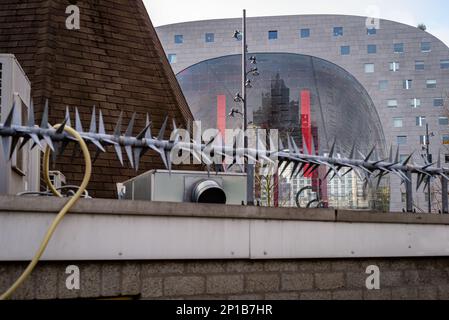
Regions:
[[48, 171, 66, 191], [119, 170, 247, 205], [0, 54, 40, 195]]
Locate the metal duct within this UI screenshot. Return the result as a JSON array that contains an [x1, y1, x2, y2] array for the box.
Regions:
[[191, 180, 227, 204]]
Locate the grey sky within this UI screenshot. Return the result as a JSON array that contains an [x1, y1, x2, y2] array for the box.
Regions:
[[144, 0, 449, 46]]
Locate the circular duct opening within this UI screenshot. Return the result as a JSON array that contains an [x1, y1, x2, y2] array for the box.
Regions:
[[191, 180, 227, 204]]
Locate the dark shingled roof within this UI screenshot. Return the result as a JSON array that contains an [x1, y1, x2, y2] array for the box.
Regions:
[[0, 0, 194, 198]]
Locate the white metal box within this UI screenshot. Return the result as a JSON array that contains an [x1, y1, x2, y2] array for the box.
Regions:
[[0, 54, 40, 195], [120, 170, 247, 205]]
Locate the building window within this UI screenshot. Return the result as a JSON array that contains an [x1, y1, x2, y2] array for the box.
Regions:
[[300, 28, 310, 38], [445, 154, 449, 163], [389, 62, 400, 72], [434, 98, 444, 107], [415, 60, 425, 70], [379, 80, 388, 90], [403, 79, 413, 90], [421, 42, 431, 52], [167, 54, 177, 64], [268, 30, 278, 40], [394, 43, 404, 53], [205, 33, 215, 43], [367, 44, 377, 54], [443, 135, 449, 145], [393, 117, 403, 128], [364, 63, 374, 73], [341, 46, 350, 55], [416, 116, 426, 127], [410, 98, 421, 108], [333, 27, 343, 37], [387, 99, 398, 108], [367, 28, 377, 35], [174, 35, 183, 44], [420, 135, 428, 145], [441, 60, 449, 69], [397, 136, 407, 145], [439, 117, 449, 125], [426, 80, 437, 88]]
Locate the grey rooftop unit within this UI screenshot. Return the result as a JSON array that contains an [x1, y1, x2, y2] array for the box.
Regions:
[[119, 170, 247, 205]]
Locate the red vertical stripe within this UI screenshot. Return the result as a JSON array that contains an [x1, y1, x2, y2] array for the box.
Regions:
[[301, 90, 312, 178], [217, 95, 226, 139]]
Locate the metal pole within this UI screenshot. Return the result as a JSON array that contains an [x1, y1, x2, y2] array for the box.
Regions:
[[426, 123, 432, 213], [406, 171, 413, 213], [242, 9, 254, 205], [441, 176, 448, 214]]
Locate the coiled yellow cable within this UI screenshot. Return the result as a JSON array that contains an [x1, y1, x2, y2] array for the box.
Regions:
[[0, 124, 91, 300]]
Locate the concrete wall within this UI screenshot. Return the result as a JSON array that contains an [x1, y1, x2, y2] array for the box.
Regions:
[[1, 258, 449, 300], [1, 195, 449, 300]]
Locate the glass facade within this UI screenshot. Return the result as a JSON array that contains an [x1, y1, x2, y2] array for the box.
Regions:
[[174, 34, 183, 44], [176, 53, 387, 210], [340, 46, 350, 55], [394, 43, 404, 53], [268, 30, 278, 40], [410, 98, 421, 108], [427, 80, 437, 88], [378, 80, 388, 90], [434, 98, 444, 107], [205, 33, 214, 43], [364, 63, 374, 73], [393, 117, 403, 128], [367, 28, 377, 35], [415, 60, 425, 70], [167, 53, 177, 64], [389, 62, 399, 72], [421, 42, 431, 52], [441, 60, 449, 69], [333, 27, 343, 36], [300, 28, 310, 38], [397, 136, 407, 145], [439, 117, 449, 125]]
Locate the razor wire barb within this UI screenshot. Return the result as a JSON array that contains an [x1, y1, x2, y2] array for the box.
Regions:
[[1, 100, 448, 197]]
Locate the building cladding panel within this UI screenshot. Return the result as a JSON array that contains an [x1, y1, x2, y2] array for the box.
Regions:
[[156, 15, 449, 212], [0, 0, 194, 198]]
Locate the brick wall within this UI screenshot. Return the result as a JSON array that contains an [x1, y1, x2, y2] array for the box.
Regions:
[[1, 258, 449, 300], [0, 0, 194, 198]]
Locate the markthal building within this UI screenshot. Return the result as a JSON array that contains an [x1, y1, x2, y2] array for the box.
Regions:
[[157, 15, 449, 212]]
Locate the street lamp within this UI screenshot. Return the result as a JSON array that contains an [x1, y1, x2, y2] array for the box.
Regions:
[[422, 123, 435, 213], [231, 9, 259, 206]]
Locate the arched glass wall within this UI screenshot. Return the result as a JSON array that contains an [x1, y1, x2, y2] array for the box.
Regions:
[[176, 53, 388, 210]]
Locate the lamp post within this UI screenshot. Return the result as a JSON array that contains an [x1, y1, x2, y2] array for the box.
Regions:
[[425, 123, 432, 213], [230, 9, 259, 206]]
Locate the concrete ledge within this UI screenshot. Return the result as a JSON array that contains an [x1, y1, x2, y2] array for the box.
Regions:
[[1, 195, 449, 225], [337, 210, 449, 225], [0, 195, 335, 222], [1, 196, 449, 261]]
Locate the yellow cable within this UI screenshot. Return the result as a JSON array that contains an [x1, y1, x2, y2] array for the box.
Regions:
[[0, 124, 91, 300]]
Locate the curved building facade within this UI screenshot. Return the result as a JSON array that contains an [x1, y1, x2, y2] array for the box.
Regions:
[[156, 15, 449, 212]]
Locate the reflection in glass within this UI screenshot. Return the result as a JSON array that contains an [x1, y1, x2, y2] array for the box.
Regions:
[[176, 53, 388, 210]]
